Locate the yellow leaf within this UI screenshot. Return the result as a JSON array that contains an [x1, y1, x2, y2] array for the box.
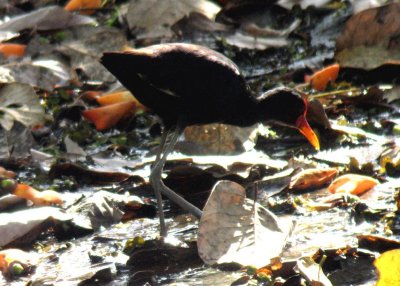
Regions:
[[374, 249, 400, 286]]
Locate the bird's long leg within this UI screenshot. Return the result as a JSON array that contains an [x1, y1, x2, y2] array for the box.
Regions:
[[150, 124, 203, 237], [155, 128, 170, 162]]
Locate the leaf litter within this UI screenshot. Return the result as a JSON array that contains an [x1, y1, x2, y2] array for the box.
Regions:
[[1, 0, 400, 285]]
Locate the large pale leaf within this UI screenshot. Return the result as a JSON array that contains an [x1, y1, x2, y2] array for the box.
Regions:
[[0, 83, 46, 131], [335, 3, 400, 70], [127, 0, 220, 40], [0, 6, 95, 32], [197, 180, 292, 267], [0, 207, 71, 247]]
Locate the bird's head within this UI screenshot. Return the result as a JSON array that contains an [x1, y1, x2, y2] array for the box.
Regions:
[[258, 87, 320, 150]]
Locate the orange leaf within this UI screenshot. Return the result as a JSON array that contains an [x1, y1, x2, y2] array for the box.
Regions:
[[374, 249, 400, 286], [0, 249, 37, 276], [96, 90, 148, 112], [0, 166, 16, 179], [30, 190, 63, 206], [82, 101, 136, 131], [64, 0, 101, 15], [13, 184, 63, 206], [81, 90, 102, 101], [327, 174, 378, 195], [13, 183, 35, 199], [304, 64, 340, 91], [0, 43, 26, 57], [96, 91, 135, 105], [289, 168, 338, 191]]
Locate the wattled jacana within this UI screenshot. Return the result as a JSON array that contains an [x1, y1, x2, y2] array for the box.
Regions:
[[101, 43, 319, 237]]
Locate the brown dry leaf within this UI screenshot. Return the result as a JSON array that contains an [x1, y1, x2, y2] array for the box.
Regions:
[[374, 249, 400, 286], [289, 168, 338, 192], [49, 162, 131, 184], [327, 174, 379, 195], [197, 180, 292, 267], [126, 0, 220, 40], [335, 3, 400, 70]]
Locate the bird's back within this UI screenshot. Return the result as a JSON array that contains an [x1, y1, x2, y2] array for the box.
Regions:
[[101, 43, 254, 128]]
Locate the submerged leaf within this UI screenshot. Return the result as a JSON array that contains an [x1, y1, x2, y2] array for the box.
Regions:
[[327, 174, 379, 195], [0, 83, 45, 131], [197, 180, 292, 267]]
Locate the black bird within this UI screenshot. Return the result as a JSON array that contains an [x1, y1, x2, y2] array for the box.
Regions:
[[101, 43, 319, 237]]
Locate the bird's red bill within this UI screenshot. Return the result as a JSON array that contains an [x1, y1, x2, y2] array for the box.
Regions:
[[296, 115, 320, 150]]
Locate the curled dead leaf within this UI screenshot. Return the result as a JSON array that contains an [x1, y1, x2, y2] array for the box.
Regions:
[[327, 174, 379, 195], [289, 168, 337, 191], [96, 90, 148, 112], [82, 101, 136, 131]]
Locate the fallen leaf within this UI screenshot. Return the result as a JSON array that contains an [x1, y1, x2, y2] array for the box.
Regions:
[[14, 184, 63, 206], [197, 180, 292, 267], [82, 101, 136, 131], [296, 257, 332, 286], [327, 174, 379, 195], [224, 31, 289, 50], [0, 207, 71, 247], [335, 3, 400, 70], [358, 235, 400, 253], [68, 190, 150, 230], [289, 168, 338, 191], [0, 167, 16, 179], [0, 249, 37, 277], [0, 6, 96, 32], [0, 83, 46, 131], [49, 162, 131, 184], [126, 0, 220, 40], [183, 123, 255, 155], [374, 249, 400, 286], [96, 90, 147, 112], [304, 64, 340, 91], [278, 0, 331, 9], [64, 0, 101, 15], [0, 43, 26, 57]]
